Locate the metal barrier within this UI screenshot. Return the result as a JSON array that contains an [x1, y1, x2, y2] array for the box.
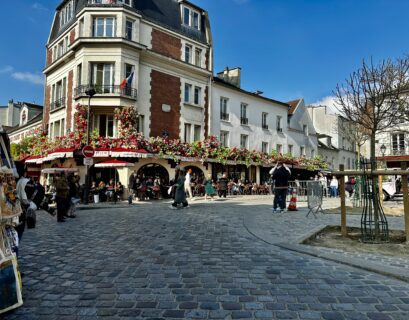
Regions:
[[306, 181, 325, 218]]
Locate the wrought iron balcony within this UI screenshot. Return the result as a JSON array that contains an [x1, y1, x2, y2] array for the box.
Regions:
[[240, 117, 249, 125], [220, 112, 230, 121], [74, 85, 137, 99], [390, 149, 407, 156], [50, 97, 66, 112], [87, 0, 128, 6]]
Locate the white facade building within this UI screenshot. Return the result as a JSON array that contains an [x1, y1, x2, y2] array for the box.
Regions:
[[308, 105, 357, 170], [287, 99, 318, 158], [211, 69, 289, 153]]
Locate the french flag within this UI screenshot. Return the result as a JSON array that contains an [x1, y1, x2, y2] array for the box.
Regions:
[[120, 71, 134, 89]]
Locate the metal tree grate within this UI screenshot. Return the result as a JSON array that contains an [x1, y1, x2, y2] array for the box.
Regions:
[[360, 158, 389, 243]]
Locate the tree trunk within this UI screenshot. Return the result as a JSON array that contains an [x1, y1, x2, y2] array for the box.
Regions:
[[370, 133, 380, 240]]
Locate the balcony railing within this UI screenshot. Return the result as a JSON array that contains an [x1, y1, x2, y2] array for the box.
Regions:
[[87, 0, 126, 5], [391, 149, 406, 156], [50, 97, 66, 111], [74, 85, 137, 99], [240, 117, 249, 125], [220, 112, 230, 121]]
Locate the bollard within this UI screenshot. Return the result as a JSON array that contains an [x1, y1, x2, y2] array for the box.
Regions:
[[339, 164, 347, 237]]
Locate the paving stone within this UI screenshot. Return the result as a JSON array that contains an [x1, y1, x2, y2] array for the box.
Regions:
[[11, 198, 409, 320]]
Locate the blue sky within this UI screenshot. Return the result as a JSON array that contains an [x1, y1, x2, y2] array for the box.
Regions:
[[1, 0, 409, 107]]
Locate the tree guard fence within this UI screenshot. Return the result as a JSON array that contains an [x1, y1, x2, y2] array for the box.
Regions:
[[360, 159, 389, 243]]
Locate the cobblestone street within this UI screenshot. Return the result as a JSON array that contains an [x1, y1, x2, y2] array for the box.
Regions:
[[4, 197, 409, 320]]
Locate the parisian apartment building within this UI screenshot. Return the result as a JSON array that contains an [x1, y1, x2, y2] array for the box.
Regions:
[[15, 0, 330, 184]]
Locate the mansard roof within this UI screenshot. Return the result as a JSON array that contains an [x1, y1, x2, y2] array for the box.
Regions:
[[50, 0, 208, 44], [287, 99, 303, 115]]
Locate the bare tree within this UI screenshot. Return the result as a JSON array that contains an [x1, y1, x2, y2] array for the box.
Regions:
[[334, 56, 409, 240]]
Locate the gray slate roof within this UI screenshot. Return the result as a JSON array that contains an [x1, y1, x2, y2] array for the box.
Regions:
[[50, 0, 208, 44]]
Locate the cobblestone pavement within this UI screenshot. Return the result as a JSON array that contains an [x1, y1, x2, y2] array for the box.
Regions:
[[4, 196, 409, 320]]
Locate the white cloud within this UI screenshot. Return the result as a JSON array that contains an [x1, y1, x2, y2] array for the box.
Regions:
[[0, 66, 13, 74], [11, 72, 44, 85], [32, 3, 49, 12], [310, 95, 339, 114]]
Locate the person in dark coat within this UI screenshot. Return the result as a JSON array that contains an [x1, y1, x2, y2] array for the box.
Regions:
[[171, 167, 188, 209], [269, 161, 291, 213], [54, 173, 70, 222], [217, 173, 228, 198]]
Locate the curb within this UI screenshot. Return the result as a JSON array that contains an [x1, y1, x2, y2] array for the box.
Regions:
[[275, 241, 409, 283], [242, 215, 409, 283]]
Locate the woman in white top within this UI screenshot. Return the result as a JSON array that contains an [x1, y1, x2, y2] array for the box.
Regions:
[[330, 176, 338, 197]]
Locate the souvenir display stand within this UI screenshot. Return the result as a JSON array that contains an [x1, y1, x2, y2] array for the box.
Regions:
[[0, 132, 23, 314]]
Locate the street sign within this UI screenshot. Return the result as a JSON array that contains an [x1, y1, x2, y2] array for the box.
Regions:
[[83, 158, 93, 166], [82, 145, 95, 158]]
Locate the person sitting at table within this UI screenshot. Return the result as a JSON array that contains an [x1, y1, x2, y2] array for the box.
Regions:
[[106, 179, 115, 201], [115, 181, 124, 202], [98, 181, 107, 202]]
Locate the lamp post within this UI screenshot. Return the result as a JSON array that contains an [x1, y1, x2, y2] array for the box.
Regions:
[[84, 87, 96, 205], [380, 144, 386, 157]]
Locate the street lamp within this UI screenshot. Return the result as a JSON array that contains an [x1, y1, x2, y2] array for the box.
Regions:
[[380, 144, 386, 157], [84, 87, 96, 204]]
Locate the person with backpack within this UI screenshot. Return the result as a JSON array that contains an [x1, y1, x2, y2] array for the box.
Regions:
[[217, 173, 228, 198]]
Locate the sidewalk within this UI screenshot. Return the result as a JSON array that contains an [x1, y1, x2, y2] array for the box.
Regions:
[[241, 197, 409, 282]]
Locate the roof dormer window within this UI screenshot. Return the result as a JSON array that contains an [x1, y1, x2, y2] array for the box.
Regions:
[[182, 5, 201, 31], [59, 0, 75, 28]]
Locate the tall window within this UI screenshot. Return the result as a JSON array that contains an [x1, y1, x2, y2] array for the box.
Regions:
[[77, 64, 82, 86], [392, 133, 405, 154], [93, 17, 115, 37], [98, 115, 116, 137], [240, 103, 248, 125], [51, 77, 66, 111], [303, 124, 308, 136], [240, 134, 248, 148], [184, 123, 192, 143], [288, 145, 293, 155], [311, 149, 315, 158], [262, 113, 268, 129], [194, 86, 201, 105], [262, 142, 269, 154], [194, 125, 201, 141], [300, 146, 305, 157], [184, 44, 192, 63], [136, 115, 144, 134], [276, 116, 282, 132], [182, 6, 201, 30], [276, 144, 283, 154], [220, 131, 229, 147], [125, 19, 133, 40], [91, 63, 114, 93], [184, 83, 192, 103], [194, 48, 202, 67], [220, 97, 229, 121], [59, 0, 74, 28]]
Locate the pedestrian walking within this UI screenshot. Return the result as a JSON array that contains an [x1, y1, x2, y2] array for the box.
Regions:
[[204, 174, 215, 201], [185, 168, 194, 200], [330, 176, 338, 197], [54, 173, 70, 222], [128, 170, 138, 201], [217, 173, 228, 198], [269, 161, 291, 213], [171, 167, 189, 209]]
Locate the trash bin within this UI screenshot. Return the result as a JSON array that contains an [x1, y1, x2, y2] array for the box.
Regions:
[[93, 194, 99, 203]]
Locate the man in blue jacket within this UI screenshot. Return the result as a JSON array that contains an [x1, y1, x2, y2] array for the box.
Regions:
[[269, 161, 291, 213]]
